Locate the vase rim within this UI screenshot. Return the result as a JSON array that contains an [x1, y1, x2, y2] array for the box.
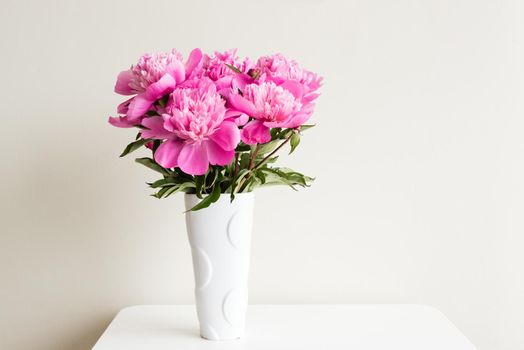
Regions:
[[184, 192, 254, 197]]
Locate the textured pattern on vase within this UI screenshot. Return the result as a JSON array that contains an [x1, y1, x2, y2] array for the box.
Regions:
[[222, 287, 248, 327], [227, 211, 246, 250], [191, 247, 212, 291]]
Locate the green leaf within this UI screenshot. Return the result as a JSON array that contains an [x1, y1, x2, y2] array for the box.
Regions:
[[194, 175, 205, 198], [152, 186, 171, 198], [246, 176, 261, 192], [120, 138, 150, 157], [239, 153, 250, 169], [225, 63, 242, 74], [258, 167, 312, 190], [163, 182, 196, 198], [174, 168, 193, 181], [278, 129, 294, 140], [229, 168, 251, 196], [289, 133, 300, 154], [287, 173, 313, 186], [205, 168, 221, 190], [299, 124, 315, 131], [264, 156, 279, 164], [260, 168, 298, 190], [135, 157, 171, 176], [280, 168, 315, 187], [235, 143, 251, 152], [150, 178, 179, 188], [257, 139, 280, 154], [254, 169, 266, 184], [188, 175, 223, 211], [270, 128, 282, 139]]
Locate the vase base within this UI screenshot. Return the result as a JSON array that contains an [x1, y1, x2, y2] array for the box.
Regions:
[[200, 325, 244, 341], [200, 334, 243, 341]]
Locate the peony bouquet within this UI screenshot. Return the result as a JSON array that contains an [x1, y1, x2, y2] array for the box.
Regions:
[[109, 48, 322, 211]]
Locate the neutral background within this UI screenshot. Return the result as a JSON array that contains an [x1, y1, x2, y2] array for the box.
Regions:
[[1, 0, 523, 349]]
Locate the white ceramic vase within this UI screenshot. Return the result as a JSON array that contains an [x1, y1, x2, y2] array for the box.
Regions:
[[185, 193, 254, 340]]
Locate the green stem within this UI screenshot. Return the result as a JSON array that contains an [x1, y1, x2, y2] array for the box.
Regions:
[[233, 153, 239, 178], [252, 132, 294, 171], [249, 144, 261, 171], [238, 144, 261, 192]]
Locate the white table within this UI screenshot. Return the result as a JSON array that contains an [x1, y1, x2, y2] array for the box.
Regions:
[[92, 305, 477, 350]]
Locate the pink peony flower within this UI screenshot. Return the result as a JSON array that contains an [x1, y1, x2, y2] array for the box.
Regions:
[[224, 54, 323, 145], [143, 79, 240, 175], [109, 48, 322, 180], [229, 82, 304, 144], [256, 53, 323, 100], [114, 48, 203, 121], [202, 49, 252, 92], [203, 49, 240, 81]]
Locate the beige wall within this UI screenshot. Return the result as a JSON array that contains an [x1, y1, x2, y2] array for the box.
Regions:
[[1, 0, 523, 349]]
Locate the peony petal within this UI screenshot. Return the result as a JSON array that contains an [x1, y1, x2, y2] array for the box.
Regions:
[[215, 76, 233, 90], [240, 120, 271, 145], [217, 87, 231, 99], [229, 93, 257, 116], [209, 121, 240, 151], [117, 97, 133, 114], [308, 75, 323, 92], [108, 116, 136, 128], [224, 110, 249, 126], [154, 139, 184, 168], [141, 116, 173, 139], [127, 94, 153, 120], [178, 142, 209, 175], [185, 48, 202, 78], [224, 109, 242, 119], [277, 103, 314, 128], [234, 113, 249, 126], [282, 112, 311, 128], [161, 113, 178, 133], [303, 92, 320, 102], [232, 73, 252, 91], [168, 59, 186, 84], [204, 140, 235, 166], [200, 78, 217, 94], [177, 78, 199, 89], [114, 70, 135, 95], [269, 76, 286, 85], [280, 80, 304, 99], [144, 73, 177, 101]]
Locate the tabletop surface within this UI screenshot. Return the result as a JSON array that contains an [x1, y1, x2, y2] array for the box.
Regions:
[[92, 304, 477, 350]]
